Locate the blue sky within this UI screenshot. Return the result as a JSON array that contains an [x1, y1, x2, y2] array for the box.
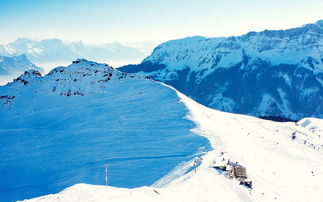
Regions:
[[0, 0, 322, 44]]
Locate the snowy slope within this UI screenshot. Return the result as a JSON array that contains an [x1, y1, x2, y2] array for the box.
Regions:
[[26, 88, 323, 202], [0, 38, 147, 71], [120, 20, 323, 120], [0, 54, 44, 85], [0, 59, 210, 202], [297, 118, 323, 133]]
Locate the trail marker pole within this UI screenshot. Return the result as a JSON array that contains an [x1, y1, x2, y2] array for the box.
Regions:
[[104, 164, 108, 187]]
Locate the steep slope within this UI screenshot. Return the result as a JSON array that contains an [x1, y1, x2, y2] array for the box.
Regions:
[[0, 38, 147, 69], [0, 54, 44, 85], [26, 90, 323, 202], [120, 20, 323, 120], [0, 59, 210, 202]]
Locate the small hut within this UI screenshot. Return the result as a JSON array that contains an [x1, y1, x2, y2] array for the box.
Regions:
[[233, 166, 247, 179], [233, 166, 252, 188], [210, 153, 253, 189], [240, 178, 252, 188], [210, 152, 229, 171]]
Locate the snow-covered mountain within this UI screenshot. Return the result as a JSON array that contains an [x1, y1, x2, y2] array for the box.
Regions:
[[120, 20, 323, 120], [0, 38, 147, 69], [0, 54, 43, 76], [124, 41, 160, 55], [1, 58, 323, 202], [0, 54, 44, 86], [25, 90, 323, 202], [0, 59, 210, 202]]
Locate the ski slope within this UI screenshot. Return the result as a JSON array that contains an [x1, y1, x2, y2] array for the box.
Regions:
[[25, 88, 323, 202], [0, 60, 210, 202]]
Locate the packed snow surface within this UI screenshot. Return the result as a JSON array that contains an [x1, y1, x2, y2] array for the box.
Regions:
[[0, 60, 210, 202], [26, 88, 323, 202], [298, 118, 323, 133]]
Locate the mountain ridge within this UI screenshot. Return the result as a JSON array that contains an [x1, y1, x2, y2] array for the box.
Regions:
[[119, 20, 323, 120], [0, 38, 147, 67]]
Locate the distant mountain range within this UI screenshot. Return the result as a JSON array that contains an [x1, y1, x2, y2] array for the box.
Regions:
[[120, 20, 323, 120], [0, 38, 151, 66], [0, 54, 44, 80]]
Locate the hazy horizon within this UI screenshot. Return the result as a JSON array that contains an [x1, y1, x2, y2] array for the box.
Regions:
[[1, 0, 322, 44]]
